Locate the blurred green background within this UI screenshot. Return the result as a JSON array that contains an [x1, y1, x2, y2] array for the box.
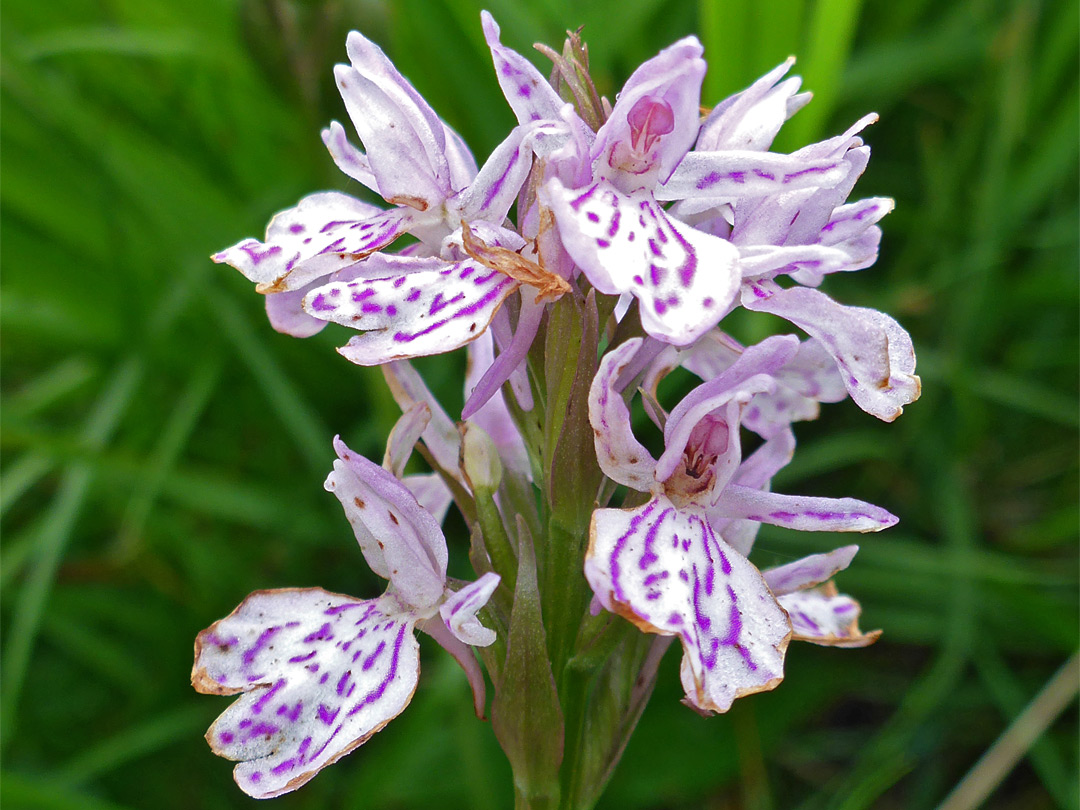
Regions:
[[2, 0, 1077, 808]]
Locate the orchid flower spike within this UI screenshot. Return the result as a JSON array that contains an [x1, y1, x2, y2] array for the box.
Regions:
[[191, 434, 499, 797], [585, 337, 895, 713]]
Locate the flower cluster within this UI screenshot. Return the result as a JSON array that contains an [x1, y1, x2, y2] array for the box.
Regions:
[[198, 11, 918, 802]]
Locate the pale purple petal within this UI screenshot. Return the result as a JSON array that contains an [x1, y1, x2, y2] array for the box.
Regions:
[[657, 151, 850, 202], [778, 584, 881, 647], [418, 616, 487, 718], [679, 333, 844, 437], [304, 255, 518, 365], [481, 11, 568, 126], [594, 37, 705, 183], [327, 438, 448, 610], [382, 360, 462, 480], [442, 124, 479, 192], [585, 498, 790, 714], [455, 125, 536, 223], [464, 329, 531, 476], [588, 338, 658, 490], [321, 121, 378, 191], [340, 31, 451, 205], [383, 402, 431, 478], [265, 288, 329, 339], [696, 59, 808, 152], [439, 572, 501, 647], [763, 545, 859, 595], [401, 474, 453, 526], [713, 485, 898, 532], [742, 281, 920, 421], [334, 64, 448, 211], [212, 192, 406, 292], [545, 180, 740, 345], [732, 428, 796, 491], [708, 429, 796, 556], [775, 338, 848, 403], [192, 589, 420, 799]]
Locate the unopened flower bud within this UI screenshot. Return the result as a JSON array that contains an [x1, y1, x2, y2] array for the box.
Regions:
[[460, 421, 503, 493]]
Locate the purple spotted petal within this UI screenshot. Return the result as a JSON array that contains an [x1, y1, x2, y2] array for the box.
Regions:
[[303, 255, 518, 365], [455, 125, 537, 223], [777, 584, 881, 647], [588, 338, 658, 490], [327, 438, 448, 611], [382, 402, 431, 477], [464, 330, 531, 475], [696, 58, 809, 152], [192, 589, 420, 799], [321, 121, 378, 191], [212, 192, 407, 293], [481, 11, 578, 148], [713, 485, 898, 532], [763, 546, 859, 595], [585, 498, 790, 714], [742, 280, 920, 421], [657, 151, 850, 203], [439, 571, 501, 647], [482, 11, 565, 122], [382, 360, 462, 481], [545, 180, 740, 345], [418, 616, 487, 719]]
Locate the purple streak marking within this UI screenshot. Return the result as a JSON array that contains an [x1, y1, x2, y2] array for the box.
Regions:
[[242, 626, 282, 668]]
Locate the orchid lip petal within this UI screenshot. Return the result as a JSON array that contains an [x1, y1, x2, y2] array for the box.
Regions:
[[192, 589, 420, 799], [778, 583, 881, 647], [545, 179, 740, 345], [586, 498, 790, 714]]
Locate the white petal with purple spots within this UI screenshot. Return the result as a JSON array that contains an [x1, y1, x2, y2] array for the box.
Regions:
[[193, 589, 420, 799], [586, 497, 790, 714], [304, 255, 518, 365], [777, 584, 880, 647], [546, 180, 740, 345]]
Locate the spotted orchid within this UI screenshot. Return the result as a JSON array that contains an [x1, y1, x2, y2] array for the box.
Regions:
[[585, 336, 895, 712], [200, 13, 917, 806], [191, 431, 498, 798]]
